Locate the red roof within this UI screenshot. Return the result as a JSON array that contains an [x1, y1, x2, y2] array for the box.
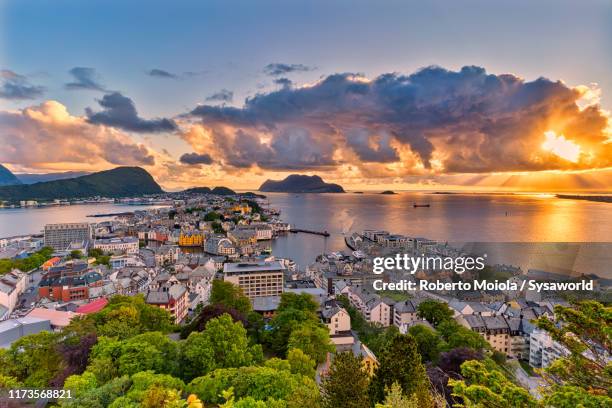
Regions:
[[76, 298, 108, 314]]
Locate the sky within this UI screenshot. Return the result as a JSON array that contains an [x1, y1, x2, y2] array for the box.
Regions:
[[1, 0, 611, 191]]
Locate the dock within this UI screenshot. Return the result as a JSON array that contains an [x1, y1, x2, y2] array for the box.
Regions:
[[289, 228, 330, 237]]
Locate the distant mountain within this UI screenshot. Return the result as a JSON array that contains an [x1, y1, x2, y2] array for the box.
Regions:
[[259, 174, 345, 193], [0, 164, 21, 186], [16, 171, 91, 184], [182, 186, 237, 196], [0, 167, 163, 201]]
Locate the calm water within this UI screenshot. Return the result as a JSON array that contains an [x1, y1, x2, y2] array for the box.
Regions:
[[1, 193, 611, 276], [266, 192, 612, 276], [0, 204, 167, 237]]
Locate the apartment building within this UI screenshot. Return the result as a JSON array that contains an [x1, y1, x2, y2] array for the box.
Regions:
[[0, 270, 27, 313], [223, 261, 284, 299], [94, 237, 139, 254], [44, 223, 92, 251]]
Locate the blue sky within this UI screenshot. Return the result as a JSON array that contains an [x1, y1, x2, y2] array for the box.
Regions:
[[3, 0, 610, 115], [1, 0, 611, 191]]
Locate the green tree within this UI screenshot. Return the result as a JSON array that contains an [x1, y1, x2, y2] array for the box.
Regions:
[[437, 320, 489, 351], [287, 322, 334, 364], [63, 371, 98, 399], [187, 366, 319, 406], [416, 300, 454, 327], [287, 348, 316, 378], [278, 292, 318, 314], [3, 331, 62, 387], [375, 382, 420, 408], [369, 334, 433, 407], [449, 360, 538, 407], [407, 324, 443, 362], [321, 352, 370, 408], [70, 250, 82, 259], [180, 314, 262, 381], [535, 300, 611, 398], [210, 280, 252, 314]]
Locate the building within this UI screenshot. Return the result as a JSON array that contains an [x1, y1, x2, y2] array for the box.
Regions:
[[146, 283, 189, 324], [459, 314, 511, 355], [94, 237, 139, 254], [178, 231, 204, 247], [38, 262, 103, 302], [223, 261, 284, 299], [206, 236, 236, 256], [0, 317, 52, 349], [0, 270, 27, 313], [393, 300, 420, 333], [26, 308, 78, 331], [529, 327, 569, 369], [44, 223, 92, 251]]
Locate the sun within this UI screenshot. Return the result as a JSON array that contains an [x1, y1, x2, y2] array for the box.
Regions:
[[541, 131, 581, 163]]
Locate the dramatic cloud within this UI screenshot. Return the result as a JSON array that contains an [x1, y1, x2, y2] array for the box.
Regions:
[[0, 101, 156, 169], [263, 63, 314, 76], [0, 70, 45, 100], [86, 92, 178, 133], [147, 69, 178, 79], [179, 152, 214, 165], [186, 66, 612, 175], [205, 89, 233, 103], [65, 67, 106, 91]]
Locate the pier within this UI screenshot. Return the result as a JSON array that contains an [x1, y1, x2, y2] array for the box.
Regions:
[[289, 228, 330, 237]]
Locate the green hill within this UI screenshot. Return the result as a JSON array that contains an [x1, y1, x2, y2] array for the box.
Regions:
[[259, 174, 345, 193], [0, 167, 163, 201], [0, 164, 21, 186]]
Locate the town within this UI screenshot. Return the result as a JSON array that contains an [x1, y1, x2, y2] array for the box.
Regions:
[[0, 191, 609, 407]]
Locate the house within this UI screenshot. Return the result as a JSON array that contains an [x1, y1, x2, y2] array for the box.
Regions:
[[459, 314, 511, 355], [393, 300, 420, 333], [146, 283, 189, 324], [0, 269, 27, 313]]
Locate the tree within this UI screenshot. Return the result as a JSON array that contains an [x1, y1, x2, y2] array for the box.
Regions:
[[180, 314, 261, 381], [116, 332, 180, 377], [187, 366, 319, 406], [375, 382, 419, 408], [51, 333, 98, 386], [180, 303, 247, 339], [436, 320, 489, 351], [278, 292, 318, 314], [321, 352, 370, 408], [416, 300, 454, 327], [369, 334, 433, 407], [70, 250, 82, 259], [535, 300, 611, 398], [210, 280, 252, 314], [265, 308, 316, 356], [287, 322, 334, 364], [287, 348, 316, 378], [3, 331, 62, 387], [427, 347, 484, 406], [449, 360, 537, 407], [407, 324, 443, 362]]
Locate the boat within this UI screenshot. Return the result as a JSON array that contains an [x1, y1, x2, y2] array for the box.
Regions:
[[413, 203, 430, 208]]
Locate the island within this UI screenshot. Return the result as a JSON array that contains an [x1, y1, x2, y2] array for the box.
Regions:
[[259, 174, 345, 193], [556, 194, 612, 203], [380, 190, 396, 195], [0, 167, 163, 201]]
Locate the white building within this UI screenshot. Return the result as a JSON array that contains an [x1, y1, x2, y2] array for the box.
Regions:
[[94, 237, 139, 254], [529, 327, 569, 368], [0, 270, 27, 314]]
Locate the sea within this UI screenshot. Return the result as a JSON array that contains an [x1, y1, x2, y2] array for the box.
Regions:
[[1, 192, 611, 277]]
